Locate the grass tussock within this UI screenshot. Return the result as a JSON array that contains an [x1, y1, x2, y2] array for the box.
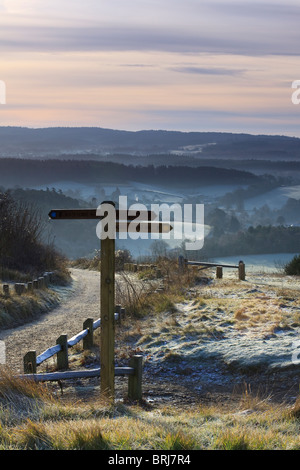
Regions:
[[0, 288, 60, 329], [1, 368, 300, 449], [116, 258, 202, 319], [233, 298, 285, 334]]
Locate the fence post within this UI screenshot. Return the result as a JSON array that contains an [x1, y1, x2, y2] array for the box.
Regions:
[[38, 277, 45, 289], [56, 334, 68, 370], [115, 305, 121, 325], [83, 318, 94, 350], [15, 283, 25, 295], [178, 255, 185, 272], [100, 234, 115, 400], [24, 351, 37, 373], [3, 284, 9, 296], [43, 273, 49, 286], [239, 261, 245, 280], [216, 266, 223, 279], [121, 307, 126, 321], [128, 355, 143, 400]]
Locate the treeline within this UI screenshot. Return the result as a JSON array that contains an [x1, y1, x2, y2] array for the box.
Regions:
[[0, 158, 258, 188], [12, 187, 81, 212], [201, 135, 300, 160], [220, 175, 282, 209], [6, 187, 300, 261], [192, 225, 300, 259]]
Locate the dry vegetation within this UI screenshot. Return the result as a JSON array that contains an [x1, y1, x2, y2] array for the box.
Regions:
[[0, 284, 61, 329], [2, 366, 300, 450], [1, 257, 300, 450]]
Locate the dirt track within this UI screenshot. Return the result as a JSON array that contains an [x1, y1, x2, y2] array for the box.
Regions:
[[0, 269, 101, 373]]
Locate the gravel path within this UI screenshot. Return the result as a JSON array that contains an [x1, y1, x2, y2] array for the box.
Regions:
[[0, 269, 101, 373]]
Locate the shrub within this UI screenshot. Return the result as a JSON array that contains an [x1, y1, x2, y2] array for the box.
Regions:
[[0, 191, 67, 277], [284, 254, 300, 276]]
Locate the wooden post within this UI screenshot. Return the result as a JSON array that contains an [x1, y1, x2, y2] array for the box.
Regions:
[[239, 261, 245, 280], [43, 274, 49, 287], [115, 304, 121, 325], [3, 284, 9, 296], [38, 277, 45, 289], [100, 235, 115, 400], [24, 351, 37, 373], [83, 318, 94, 350], [56, 334, 68, 370], [178, 255, 185, 272], [216, 266, 223, 279], [121, 307, 126, 320], [15, 283, 25, 295], [128, 355, 143, 400]]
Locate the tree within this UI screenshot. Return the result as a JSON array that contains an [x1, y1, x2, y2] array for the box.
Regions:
[[228, 215, 241, 232], [0, 191, 64, 275], [150, 240, 169, 259]]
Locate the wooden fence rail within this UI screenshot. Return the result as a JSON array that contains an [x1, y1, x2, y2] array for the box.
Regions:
[[179, 256, 246, 280], [23, 309, 124, 373], [19, 358, 143, 401], [22, 305, 142, 400]]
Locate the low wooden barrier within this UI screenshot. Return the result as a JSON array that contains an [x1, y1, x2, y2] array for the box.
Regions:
[[19, 356, 143, 401], [2, 271, 54, 297], [124, 263, 162, 278], [179, 256, 246, 280], [22, 305, 143, 400]]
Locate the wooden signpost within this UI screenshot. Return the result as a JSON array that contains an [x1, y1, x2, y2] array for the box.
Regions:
[[49, 202, 173, 401]]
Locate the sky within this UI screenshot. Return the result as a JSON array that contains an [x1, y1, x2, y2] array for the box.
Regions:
[[0, 0, 300, 136]]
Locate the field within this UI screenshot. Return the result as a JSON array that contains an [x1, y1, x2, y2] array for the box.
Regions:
[[1, 263, 300, 450]]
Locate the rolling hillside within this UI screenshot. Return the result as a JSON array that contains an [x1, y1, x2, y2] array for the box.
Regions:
[[0, 126, 299, 161]]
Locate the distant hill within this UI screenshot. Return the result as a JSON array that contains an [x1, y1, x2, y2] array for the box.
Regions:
[[0, 126, 299, 161]]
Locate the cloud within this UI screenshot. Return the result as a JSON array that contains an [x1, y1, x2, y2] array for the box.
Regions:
[[0, 0, 298, 69], [0, 0, 299, 57], [210, 1, 300, 19], [170, 66, 245, 76], [0, 22, 298, 57]]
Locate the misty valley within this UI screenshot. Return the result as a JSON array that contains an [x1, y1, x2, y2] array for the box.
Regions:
[[0, 127, 299, 267]]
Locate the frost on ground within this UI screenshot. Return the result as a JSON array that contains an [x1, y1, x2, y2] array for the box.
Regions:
[[130, 269, 300, 405], [143, 279, 299, 372]]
